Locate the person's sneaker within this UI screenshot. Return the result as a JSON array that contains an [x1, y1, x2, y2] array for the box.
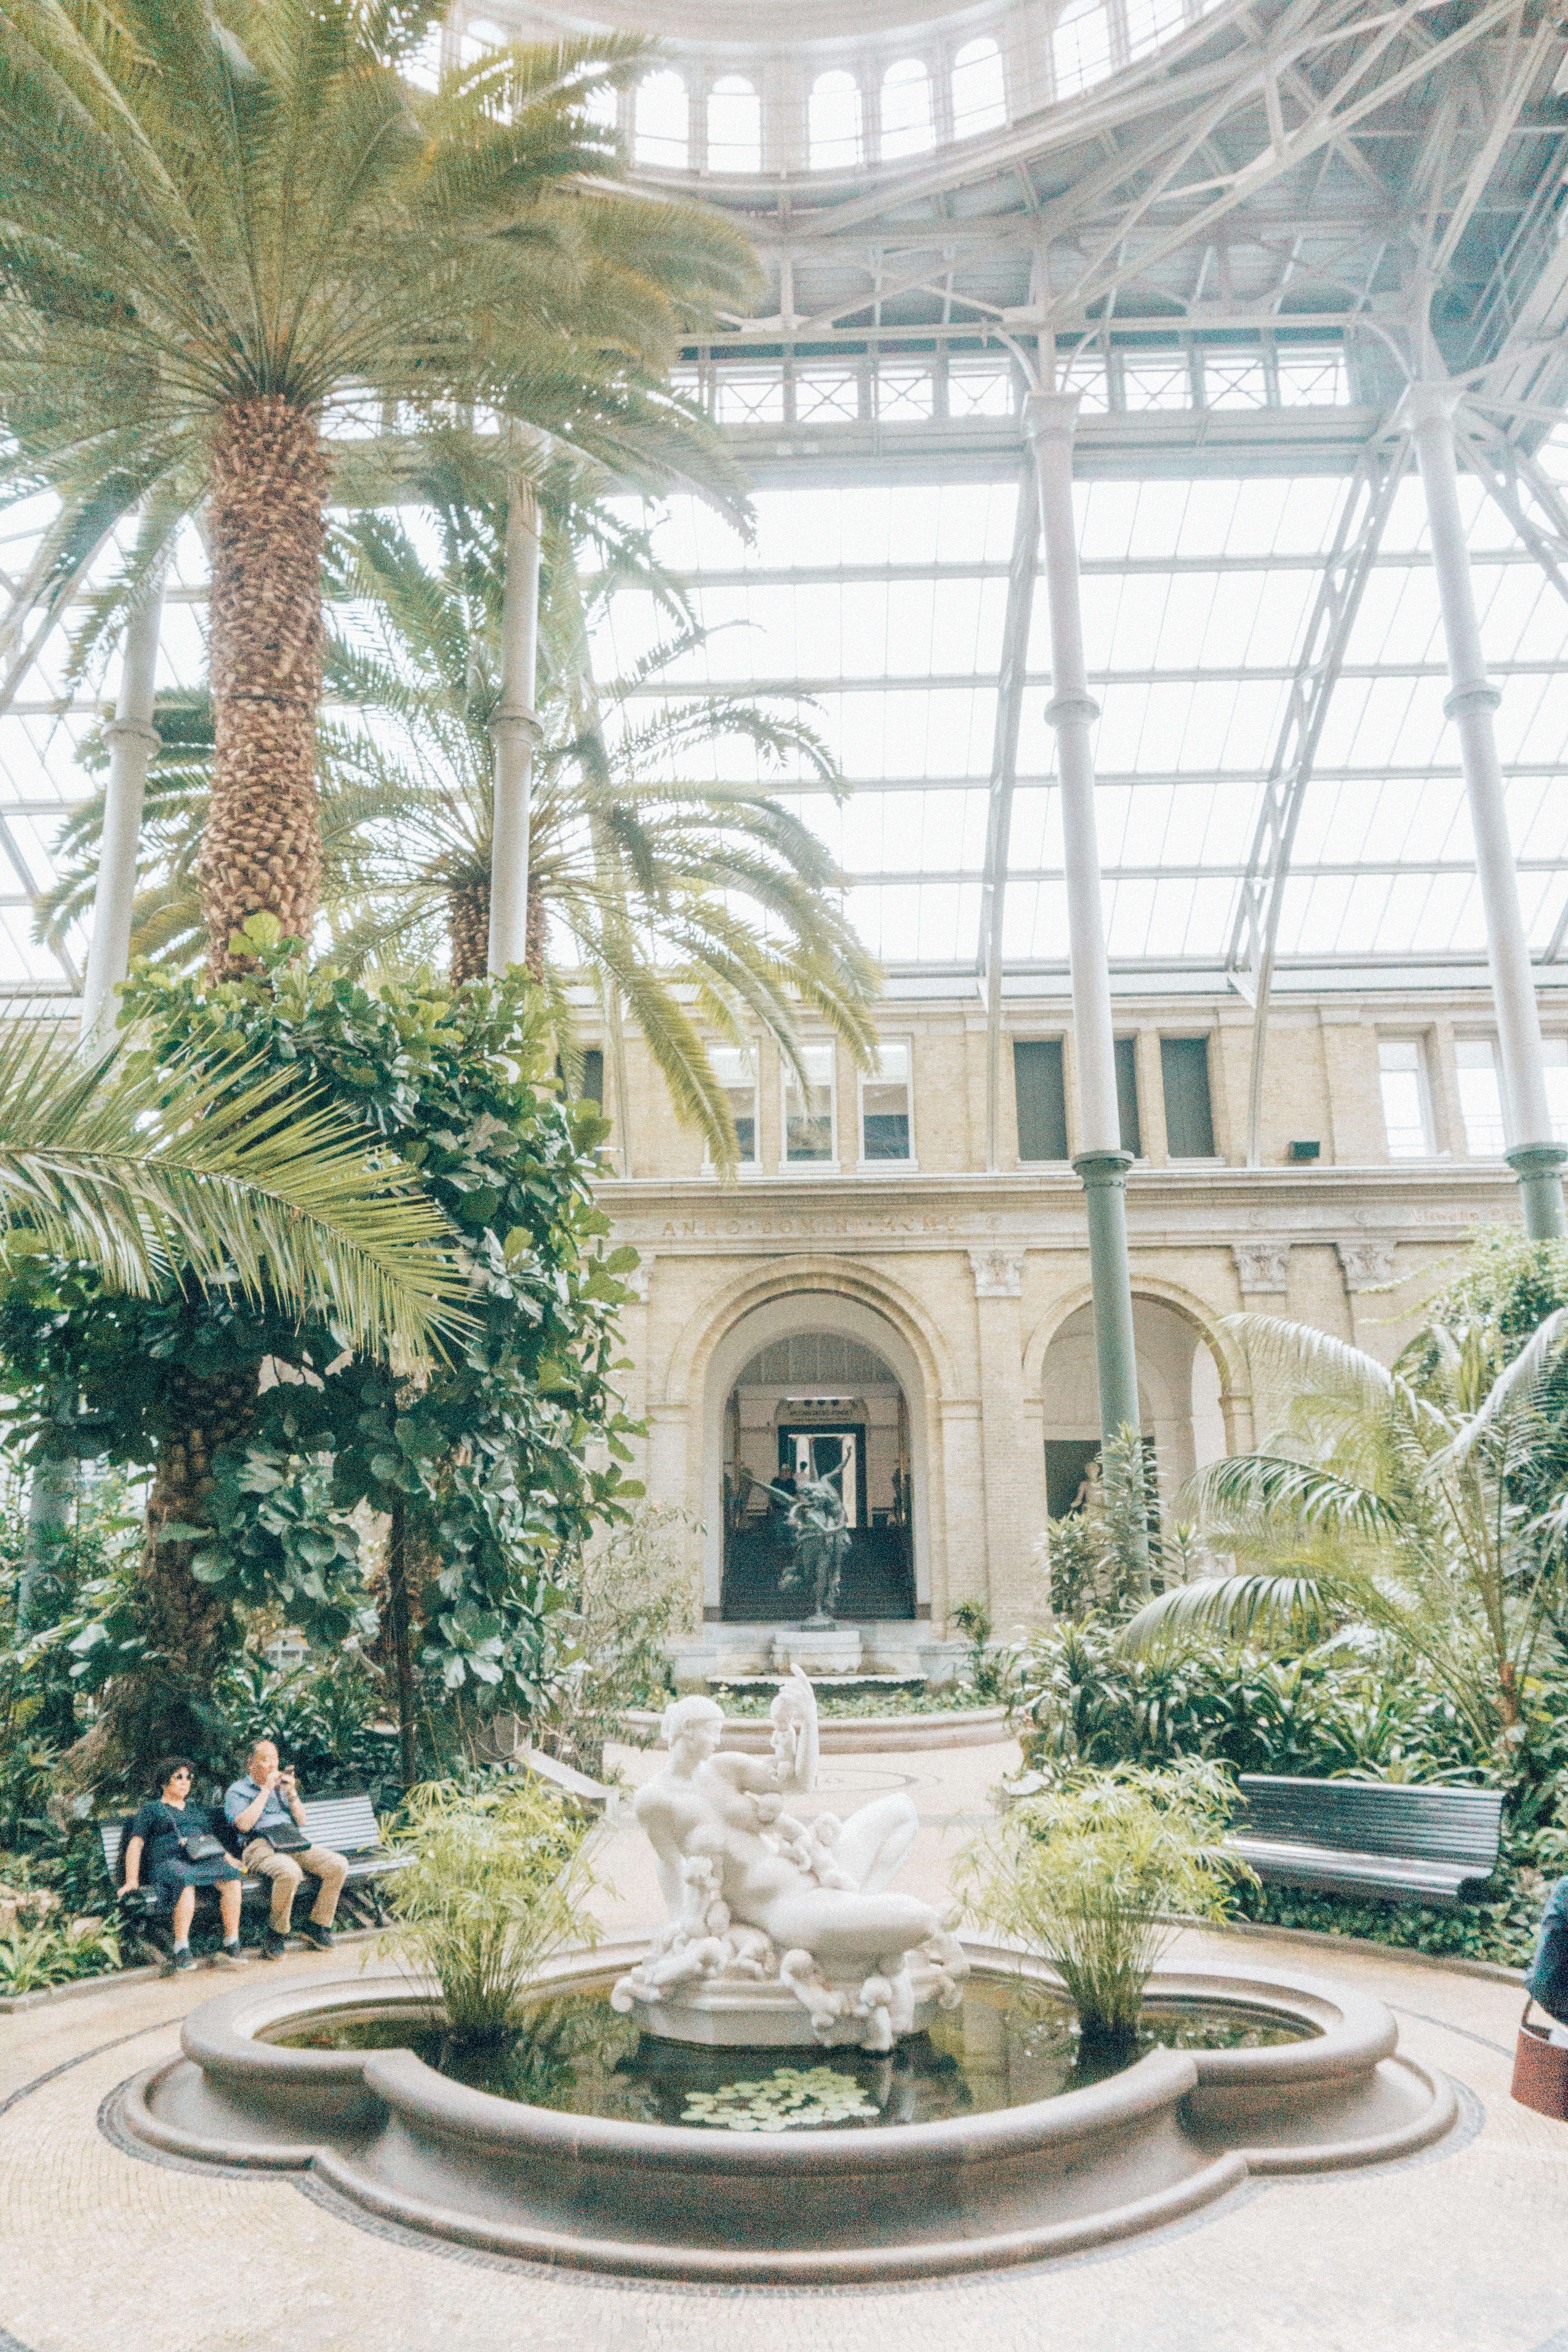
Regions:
[[261, 1927, 289, 1960], [170, 1945, 197, 1973], [301, 1922, 334, 1952], [214, 1942, 251, 1970]]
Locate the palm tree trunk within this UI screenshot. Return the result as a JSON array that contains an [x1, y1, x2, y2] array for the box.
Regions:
[[449, 880, 491, 984], [199, 397, 330, 980]]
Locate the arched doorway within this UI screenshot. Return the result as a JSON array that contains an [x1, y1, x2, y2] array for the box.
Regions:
[[1040, 1296, 1227, 1520], [720, 1331, 915, 1621]]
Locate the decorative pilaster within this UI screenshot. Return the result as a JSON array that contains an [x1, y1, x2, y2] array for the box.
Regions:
[[1335, 1240, 1397, 1292]]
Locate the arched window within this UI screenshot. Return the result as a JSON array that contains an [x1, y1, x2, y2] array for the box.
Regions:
[[809, 70, 861, 171], [881, 58, 935, 160], [951, 38, 1006, 135], [708, 76, 761, 172], [635, 71, 688, 168], [1053, 0, 1111, 99], [1124, 0, 1187, 57]]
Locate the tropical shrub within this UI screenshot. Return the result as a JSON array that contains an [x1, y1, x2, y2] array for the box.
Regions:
[[965, 1760, 1248, 2049], [951, 1598, 1008, 1702], [0, 949, 641, 1788], [1008, 1622, 1479, 1785], [386, 1773, 597, 2039], [0, 1913, 122, 1995], [1122, 1307, 1568, 1774]]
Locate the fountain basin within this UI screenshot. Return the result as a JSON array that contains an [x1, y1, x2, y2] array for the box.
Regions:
[[116, 1940, 1458, 2283]]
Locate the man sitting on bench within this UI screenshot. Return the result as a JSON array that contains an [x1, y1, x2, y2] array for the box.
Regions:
[[224, 1738, 348, 1960]]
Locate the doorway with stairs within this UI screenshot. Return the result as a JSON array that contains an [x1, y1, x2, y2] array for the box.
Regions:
[[720, 1332, 915, 1622]]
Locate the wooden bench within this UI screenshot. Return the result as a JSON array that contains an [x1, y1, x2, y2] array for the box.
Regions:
[[1227, 1774, 1504, 1907], [101, 1788, 407, 1949]]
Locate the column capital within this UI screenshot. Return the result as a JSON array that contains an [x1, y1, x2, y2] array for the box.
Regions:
[[1024, 388, 1083, 443], [1232, 1240, 1290, 1294], [968, 1244, 1024, 1298], [1073, 1149, 1133, 1189], [623, 1252, 652, 1305], [1336, 1238, 1396, 1292]]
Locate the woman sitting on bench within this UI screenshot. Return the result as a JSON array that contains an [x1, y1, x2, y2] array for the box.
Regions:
[[121, 1757, 249, 1973]]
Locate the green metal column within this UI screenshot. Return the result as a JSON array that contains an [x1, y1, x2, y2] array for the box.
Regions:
[[1028, 387, 1141, 1450], [1075, 1149, 1140, 1439]]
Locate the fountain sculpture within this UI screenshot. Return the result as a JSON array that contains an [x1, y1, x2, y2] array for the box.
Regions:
[[610, 1668, 967, 2047]]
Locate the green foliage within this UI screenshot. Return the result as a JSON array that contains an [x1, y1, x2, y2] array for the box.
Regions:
[[0, 955, 641, 1723], [386, 1772, 598, 2038], [1008, 1621, 1480, 1783], [209, 1648, 398, 1796], [0, 1912, 122, 1994], [965, 1760, 1248, 2047], [0, 0, 757, 633], [543, 1503, 701, 1775], [951, 1597, 1007, 1702], [1036, 1428, 1162, 1625], [0, 1016, 466, 1361], [1122, 1308, 1568, 1770]]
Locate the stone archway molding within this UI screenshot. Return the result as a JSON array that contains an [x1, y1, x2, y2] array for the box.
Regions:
[[665, 1255, 953, 1616]]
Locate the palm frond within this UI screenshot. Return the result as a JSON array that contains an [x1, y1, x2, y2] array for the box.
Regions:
[[1120, 1574, 1345, 1655], [0, 1023, 469, 1362]]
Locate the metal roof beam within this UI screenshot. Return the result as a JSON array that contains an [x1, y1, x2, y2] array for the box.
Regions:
[[1225, 436, 1406, 1163]]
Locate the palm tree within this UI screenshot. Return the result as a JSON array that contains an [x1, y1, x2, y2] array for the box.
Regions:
[[42, 494, 882, 1171], [1122, 1311, 1568, 1767], [0, 0, 756, 975], [0, 1020, 465, 1361]]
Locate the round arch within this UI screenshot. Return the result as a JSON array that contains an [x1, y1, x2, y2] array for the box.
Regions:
[[682, 1263, 946, 1615], [1026, 1275, 1243, 1516]]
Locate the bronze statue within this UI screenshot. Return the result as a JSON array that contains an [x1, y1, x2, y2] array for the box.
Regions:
[[771, 1472, 851, 1627]]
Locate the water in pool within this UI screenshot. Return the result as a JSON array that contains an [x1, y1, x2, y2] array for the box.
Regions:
[[270, 1976, 1316, 2131]]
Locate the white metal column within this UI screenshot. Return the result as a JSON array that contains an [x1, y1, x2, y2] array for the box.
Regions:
[[487, 475, 543, 977], [79, 569, 167, 1061], [1025, 388, 1140, 1443], [1405, 383, 1566, 1237]]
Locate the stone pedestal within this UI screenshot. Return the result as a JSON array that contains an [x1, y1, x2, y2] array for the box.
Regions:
[[774, 1626, 863, 1676]]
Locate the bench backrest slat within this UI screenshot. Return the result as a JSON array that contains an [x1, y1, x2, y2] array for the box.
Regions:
[[1235, 1774, 1502, 1867], [99, 1790, 384, 1883]]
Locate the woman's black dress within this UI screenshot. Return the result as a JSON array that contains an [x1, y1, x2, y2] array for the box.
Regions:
[[125, 1799, 240, 1908]]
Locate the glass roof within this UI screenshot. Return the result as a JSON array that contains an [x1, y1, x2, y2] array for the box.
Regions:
[[586, 453, 1568, 980], [5, 440, 1568, 995]]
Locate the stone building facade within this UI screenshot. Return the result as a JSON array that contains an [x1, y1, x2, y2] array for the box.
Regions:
[[590, 978, 1553, 1671]]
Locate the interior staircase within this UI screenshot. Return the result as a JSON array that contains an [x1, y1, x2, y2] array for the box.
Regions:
[[719, 1523, 915, 1622]]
